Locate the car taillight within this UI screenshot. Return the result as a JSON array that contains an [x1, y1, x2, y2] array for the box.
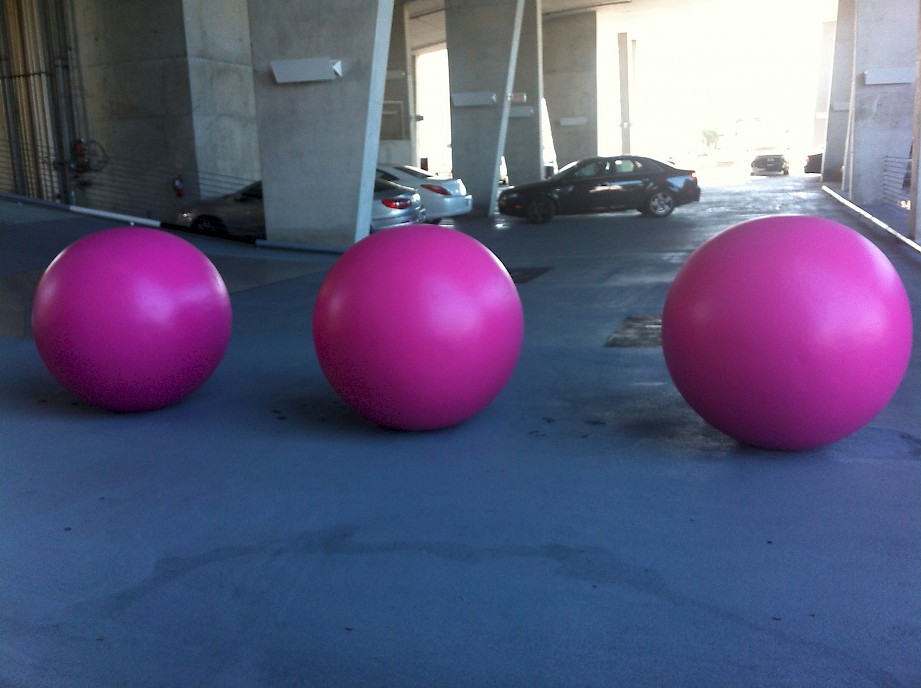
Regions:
[[383, 197, 411, 209], [421, 183, 451, 196]]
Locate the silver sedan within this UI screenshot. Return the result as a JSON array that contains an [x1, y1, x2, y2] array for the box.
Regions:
[[175, 179, 425, 240]]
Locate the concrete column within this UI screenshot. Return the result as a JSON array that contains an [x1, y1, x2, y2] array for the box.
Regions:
[[617, 32, 632, 155], [543, 12, 597, 166], [445, 0, 524, 216], [825, 0, 853, 183], [505, 0, 544, 185], [248, 0, 394, 247], [842, 0, 917, 206], [182, 0, 259, 188], [811, 21, 836, 155], [379, 0, 415, 164]]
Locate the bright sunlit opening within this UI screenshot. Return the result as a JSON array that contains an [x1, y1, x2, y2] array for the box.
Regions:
[[415, 0, 840, 176]]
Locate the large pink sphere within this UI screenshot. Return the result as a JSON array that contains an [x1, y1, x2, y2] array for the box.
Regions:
[[662, 215, 912, 451], [312, 224, 524, 430], [32, 227, 232, 412]]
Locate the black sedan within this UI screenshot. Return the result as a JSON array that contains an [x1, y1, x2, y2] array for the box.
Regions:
[[497, 155, 701, 223], [751, 153, 790, 176]]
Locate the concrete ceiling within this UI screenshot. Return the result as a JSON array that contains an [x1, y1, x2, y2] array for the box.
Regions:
[[406, 0, 630, 52]]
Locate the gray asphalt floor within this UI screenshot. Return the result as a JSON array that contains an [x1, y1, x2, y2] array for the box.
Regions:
[[1, 171, 918, 687]]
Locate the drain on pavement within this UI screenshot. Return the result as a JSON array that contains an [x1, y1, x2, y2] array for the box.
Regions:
[[604, 314, 662, 347]]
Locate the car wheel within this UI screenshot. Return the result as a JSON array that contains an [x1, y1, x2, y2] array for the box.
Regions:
[[192, 215, 226, 235], [645, 189, 675, 218], [526, 196, 555, 223]]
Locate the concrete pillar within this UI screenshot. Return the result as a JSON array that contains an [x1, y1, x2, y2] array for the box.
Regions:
[[842, 0, 917, 206], [825, 0, 853, 183], [248, 0, 394, 247], [811, 21, 836, 155], [379, 0, 415, 164], [505, 0, 544, 185], [182, 0, 259, 188], [445, 0, 524, 216], [543, 12, 597, 167], [616, 32, 634, 154]]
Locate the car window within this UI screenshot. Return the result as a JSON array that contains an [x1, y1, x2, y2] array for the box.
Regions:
[[573, 160, 609, 178], [612, 159, 641, 175], [376, 169, 399, 182]]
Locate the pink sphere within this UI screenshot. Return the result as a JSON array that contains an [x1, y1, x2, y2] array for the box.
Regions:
[[312, 224, 524, 430], [32, 227, 232, 412], [662, 215, 912, 451]]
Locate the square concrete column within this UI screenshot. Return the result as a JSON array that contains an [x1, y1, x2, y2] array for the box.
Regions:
[[543, 12, 597, 166], [248, 0, 394, 247], [823, 9, 851, 184], [616, 32, 632, 155], [505, 0, 545, 185], [445, 0, 525, 216], [379, 0, 416, 164]]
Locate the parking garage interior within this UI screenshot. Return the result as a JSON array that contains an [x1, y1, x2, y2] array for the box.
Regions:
[[1, 1, 920, 686]]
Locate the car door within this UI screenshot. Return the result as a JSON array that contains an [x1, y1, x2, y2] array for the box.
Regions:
[[597, 158, 648, 210], [554, 159, 614, 214]]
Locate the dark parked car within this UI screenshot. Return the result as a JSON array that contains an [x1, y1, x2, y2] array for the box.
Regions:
[[497, 155, 700, 223], [175, 179, 424, 239], [804, 152, 823, 174], [751, 153, 790, 176]]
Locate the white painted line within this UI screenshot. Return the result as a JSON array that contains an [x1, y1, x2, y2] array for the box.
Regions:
[[821, 185, 921, 255]]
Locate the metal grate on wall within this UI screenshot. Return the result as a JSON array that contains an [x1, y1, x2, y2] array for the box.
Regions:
[[882, 155, 911, 211], [0, 139, 256, 220]]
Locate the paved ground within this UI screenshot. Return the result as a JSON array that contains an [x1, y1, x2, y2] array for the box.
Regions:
[[1, 172, 919, 687]]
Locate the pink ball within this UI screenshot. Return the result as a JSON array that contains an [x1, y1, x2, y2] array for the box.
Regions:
[[32, 227, 232, 412], [313, 224, 524, 430], [662, 215, 912, 451]]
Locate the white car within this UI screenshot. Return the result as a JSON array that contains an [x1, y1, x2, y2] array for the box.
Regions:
[[376, 163, 472, 223]]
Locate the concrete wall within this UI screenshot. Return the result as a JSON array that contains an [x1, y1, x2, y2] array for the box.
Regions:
[[73, 0, 195, 215], [543, 13, 597, 167], [842, 0, 917, 205], [182, 0, 259, 183], [71, 0, 257, 217]]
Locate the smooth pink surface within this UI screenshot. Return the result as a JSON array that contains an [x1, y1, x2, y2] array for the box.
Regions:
[[662, 215, 913, 450], [32, 227, 232, 412], [313, 224, 524, 430]]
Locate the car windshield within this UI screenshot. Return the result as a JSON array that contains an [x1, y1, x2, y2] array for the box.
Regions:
[[553, 159, 583, 178]]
